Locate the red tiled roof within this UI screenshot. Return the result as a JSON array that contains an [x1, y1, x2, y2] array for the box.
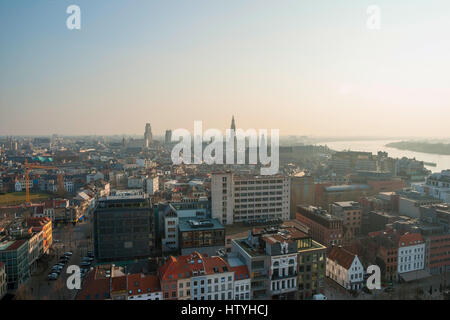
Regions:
[[127, 274, 161, 296], [368, 231, 383, 238], [327, 246, 357, 270], [230, 265, 249, 281], [111, 275, 127, 292], [27, 217, 51, 227], [159, 252, 232, 281], [399, 233, 424, 247], [75, 269, 110, 300]]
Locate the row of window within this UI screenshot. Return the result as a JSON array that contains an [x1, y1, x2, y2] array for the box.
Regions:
[[235, 180, 285, 185]]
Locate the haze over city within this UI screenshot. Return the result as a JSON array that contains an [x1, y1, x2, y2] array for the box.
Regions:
[[1, 0, 450, 137]]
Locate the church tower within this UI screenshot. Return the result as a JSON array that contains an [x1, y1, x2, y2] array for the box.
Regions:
[[230, 115, 236, 131]]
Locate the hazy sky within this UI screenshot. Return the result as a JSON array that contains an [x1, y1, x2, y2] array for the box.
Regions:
[[1, 0, 450, 137]]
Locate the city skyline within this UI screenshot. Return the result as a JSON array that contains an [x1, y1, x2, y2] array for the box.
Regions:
[[1, 1, 450, 137]]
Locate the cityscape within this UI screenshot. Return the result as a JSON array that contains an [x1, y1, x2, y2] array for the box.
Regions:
[[0, 120, 449, 301], [1, 1, 450, 307]]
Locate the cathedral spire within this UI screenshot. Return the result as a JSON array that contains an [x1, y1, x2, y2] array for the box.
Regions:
[[230, 115, 236, 131]]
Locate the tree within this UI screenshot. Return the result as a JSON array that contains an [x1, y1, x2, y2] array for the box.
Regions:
[[14, 284, 34, 300]]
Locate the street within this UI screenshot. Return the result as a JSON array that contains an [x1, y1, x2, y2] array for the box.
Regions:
[[323, 275, 446, 300], [25, 217, 93, 300]]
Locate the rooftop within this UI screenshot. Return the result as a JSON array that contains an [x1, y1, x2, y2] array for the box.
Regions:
[[0, 239, 27, 252], [327, 246, 357, 269], [178, 217, 224, 232], [325, 184, 370, 192]]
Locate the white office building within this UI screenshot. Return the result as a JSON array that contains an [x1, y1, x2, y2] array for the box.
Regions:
[[211, 172, 290, 225]]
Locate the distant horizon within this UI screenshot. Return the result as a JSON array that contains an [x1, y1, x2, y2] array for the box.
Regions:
[[1, 133, 449, 142]]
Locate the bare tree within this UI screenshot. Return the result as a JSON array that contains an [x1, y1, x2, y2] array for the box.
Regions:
[[14, 284, 34, 300]]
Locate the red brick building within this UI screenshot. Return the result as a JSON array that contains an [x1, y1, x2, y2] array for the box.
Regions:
[[296, 205, 343, 247]]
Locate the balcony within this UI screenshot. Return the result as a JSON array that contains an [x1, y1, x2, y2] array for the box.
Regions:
[[251, 281, 266, 290], [271, 272, 297, 281], [270, 286, 297, 295]]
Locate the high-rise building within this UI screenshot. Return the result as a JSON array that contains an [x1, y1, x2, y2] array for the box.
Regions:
[[144, 123, 153, 148], [94, 194, 153, 262], [164, 130, 172, 144], [211, 171, 290, 225], [290, 174, 315, 219]]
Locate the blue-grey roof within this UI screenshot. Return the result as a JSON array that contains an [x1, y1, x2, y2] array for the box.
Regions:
[[325, 184, 370, 192], [178, 217, 224, 232]]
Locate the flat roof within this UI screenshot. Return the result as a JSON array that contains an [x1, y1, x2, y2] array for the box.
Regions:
[[400, 270, 431, 282], [325, 184, 370, 192], [178, 217, 224, 232], [234, 238, 265, 258], [0, 240, 26, 251]]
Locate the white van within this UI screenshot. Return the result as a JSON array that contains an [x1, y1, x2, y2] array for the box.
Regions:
[[313, 294, 327, 300]]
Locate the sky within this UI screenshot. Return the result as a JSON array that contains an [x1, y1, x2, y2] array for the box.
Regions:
[[1, 0, 450, 137]]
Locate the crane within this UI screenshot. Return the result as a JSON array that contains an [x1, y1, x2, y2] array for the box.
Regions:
[[24, 159, 64, 203]]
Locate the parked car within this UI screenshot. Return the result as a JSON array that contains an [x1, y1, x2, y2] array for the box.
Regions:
[[48, 273, 59, 280], [82, 257, 94, 262], [80, 262, 91, 267], [384, 286, 395, 293], [64, 252, 73, 256], [87, 251, 94, 258]]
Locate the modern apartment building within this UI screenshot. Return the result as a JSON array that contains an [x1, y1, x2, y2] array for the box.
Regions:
[[0, 240, 30, 290], [295, 231, 327, 299], [159, 200, 212, 253], [178, 217, 225, 256], [211, 171, 290, 225]]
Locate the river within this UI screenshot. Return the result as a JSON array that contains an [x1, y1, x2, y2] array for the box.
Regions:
[[316, 140, 450, 174]]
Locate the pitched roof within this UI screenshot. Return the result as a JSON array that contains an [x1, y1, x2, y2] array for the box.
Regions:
[[159, 252, 232, 281], [327, 246, 357, 270], [75, 269, 110, 300], [27, 217, 51, 227], [127, 274, 161, 296], [399, 233, 424, 247], [230, 265, 250, 281], [111, 275, 127, 292]]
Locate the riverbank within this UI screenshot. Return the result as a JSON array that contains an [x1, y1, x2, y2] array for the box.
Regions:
[[386, 141, 450, 156]]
